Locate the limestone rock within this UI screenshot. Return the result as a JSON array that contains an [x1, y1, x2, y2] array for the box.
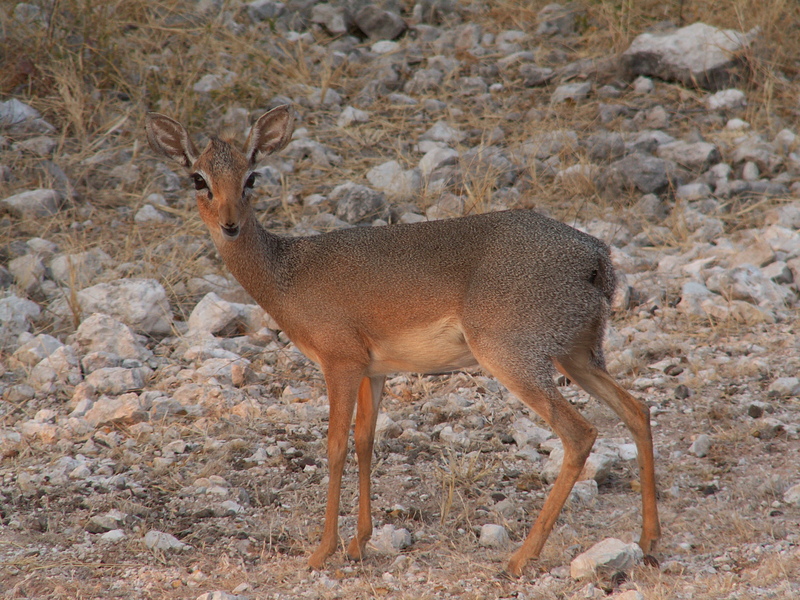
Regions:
[[478, 523, 510, 548], [71, 279, 172, 336], [330, 182, 390, 224], [1, 188, 63, 220], [621, 22, 757, 90], [75, 313, 152, 361], [570, 538, 643, 580]]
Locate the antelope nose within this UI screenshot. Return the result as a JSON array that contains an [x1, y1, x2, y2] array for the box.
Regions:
[[221, 223, 240, 240]]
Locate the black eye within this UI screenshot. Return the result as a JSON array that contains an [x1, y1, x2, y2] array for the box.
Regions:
[[191, 173, 207, 190], [245, 173, 257, 189]]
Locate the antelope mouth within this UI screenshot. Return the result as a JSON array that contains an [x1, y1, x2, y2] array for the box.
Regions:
[[220, 224, 240, 240]]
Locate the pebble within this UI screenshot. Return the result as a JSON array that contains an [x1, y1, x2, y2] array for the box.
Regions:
[[478, 523, 510, 548], [570, 538, 644, 580], [144, 529, 190, 552]]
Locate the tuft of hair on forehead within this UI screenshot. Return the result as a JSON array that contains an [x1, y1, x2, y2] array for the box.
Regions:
[[218, 126, 242, 144]]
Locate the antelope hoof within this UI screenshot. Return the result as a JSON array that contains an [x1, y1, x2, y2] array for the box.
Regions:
[[346, 538, 367, 561]]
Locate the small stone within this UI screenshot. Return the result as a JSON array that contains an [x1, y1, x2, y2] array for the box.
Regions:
[[84, 393, 148, 427], [49, 248, 113, 288], [366, 160, 422, 201], [247, 0, 285, 22], [706, 88, 747, 111], [337, 106, 369, 128], [371, 524, 412, 555], [742, 161, 759, 181], [1, 188, 63, 219], [657, 141, 720, 172], [68, 278, 172, 336], [144, 529, 190, 552], [420, 121, 466, 144], [354, 5, 406, 41], [767, 377, 800, 397], [621, 23, 756, 90], [86, 510, 127, 534], [519, 64, 554, 87], [783, 484, 800, 506], [330, 182, 390, 224], [85, 366, 148, 395], [100, 529, 127, 543], [551, 81, 592, 104], [570, 538, 643, 580], [478, 523, 510, 548], [419, 146, 458, 177], [134, 204, 170, 223], [632, 76, 654, 94], [569, 479, 599, 504], [689, 434, 712, 457]]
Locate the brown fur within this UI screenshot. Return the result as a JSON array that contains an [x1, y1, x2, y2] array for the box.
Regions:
[[144, 106, 661, 577]]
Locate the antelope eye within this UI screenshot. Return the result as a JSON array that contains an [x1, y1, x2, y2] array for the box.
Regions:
[[244, 173, 257, 189], [191, 173, 207, 190]]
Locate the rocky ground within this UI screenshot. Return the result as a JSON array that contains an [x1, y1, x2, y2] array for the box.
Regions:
[[1, 1, 800, 599]]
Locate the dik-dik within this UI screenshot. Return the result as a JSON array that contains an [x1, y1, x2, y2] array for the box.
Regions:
[[145, 105, 660, 577]]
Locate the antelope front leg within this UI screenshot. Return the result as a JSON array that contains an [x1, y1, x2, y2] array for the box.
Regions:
[[308, 370, 361, 570], [347, 376, 385, 561]]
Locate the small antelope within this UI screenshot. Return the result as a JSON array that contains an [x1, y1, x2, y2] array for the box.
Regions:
[[145, 106, 660, 577]]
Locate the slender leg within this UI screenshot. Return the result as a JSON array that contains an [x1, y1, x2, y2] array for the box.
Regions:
[[347, 375, 385, 560], [556, 355, 661, 554], [308, 369, 363, 569], [466, 340, 598, 577], [503, 384, 597, 577]]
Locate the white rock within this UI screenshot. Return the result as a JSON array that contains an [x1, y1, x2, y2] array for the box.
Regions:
[[337, 106, 369, 127], [85, 366, 149, 395], [570, 538, 643, 580], [478, 523, 510, 548], [783, 483, 800, 505], [0, 430, 23, 456], [68, 279, 172, 336], [11, 333, 63, 367], [706, 88, 747, 110], [616, 591, 645, 600], [551, 81, 592, 104], [365, 160, 422, 201], [308, 86, 341, 107], [510, 417, 553, 447], [632, 76, 654, 94], [420, 121, 466, 144], [100, 529, 127, 543], [85, 393, 148, 427], [569, 479, 599, 504], [134, 204, 171, 223], [726, 118, 750, 130], [75, 313, 151, 360], [8, 254, 45, 294], [370, 524, 412, 555], [542, 444, 617, 484], [622, 23, 756, 89], [196, 591, 248, 600], [0, 295, 40, 350], [29, 345, 82, 391], [689, 434, 712, 457], [768, 377, 800, 397], [49, 248, 113, 287], [0, 188, 63, 219], [188, 292, 244, 336], [419, 146, 459, 177], [144, 529, 190, 552]]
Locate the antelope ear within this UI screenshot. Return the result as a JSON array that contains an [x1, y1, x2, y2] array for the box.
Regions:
[[244, 105, 295, 165], [145, 112, 199, 168]]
